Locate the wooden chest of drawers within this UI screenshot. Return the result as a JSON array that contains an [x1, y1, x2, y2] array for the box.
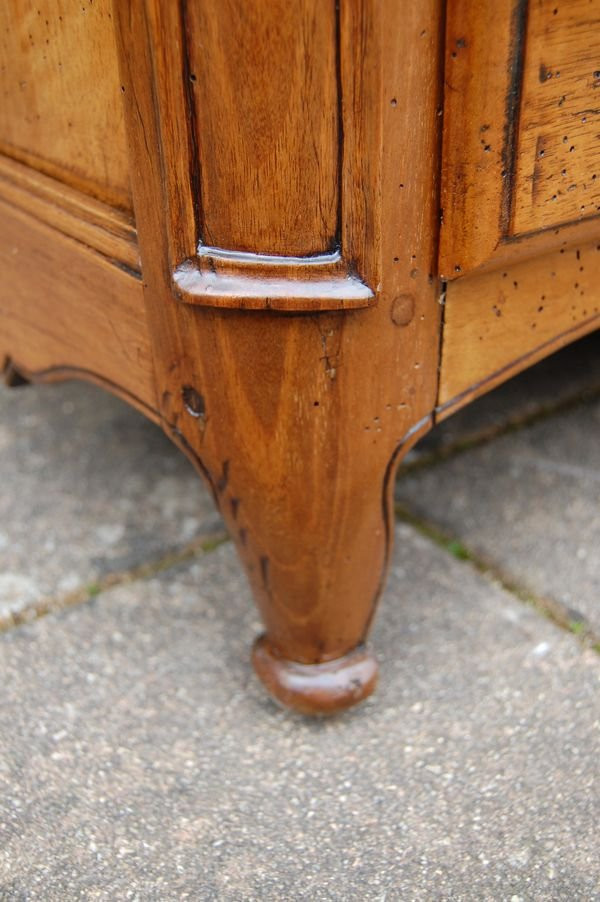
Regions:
[[1, 0, 598, 714]]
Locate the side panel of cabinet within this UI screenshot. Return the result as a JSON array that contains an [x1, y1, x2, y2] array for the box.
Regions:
[[0, 0, 132, 212], [0, 199, 155, 415]]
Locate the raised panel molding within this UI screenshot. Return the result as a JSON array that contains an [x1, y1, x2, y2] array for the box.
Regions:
[[511, 0, 600, 236], [439, 0, 600, 281], [143, 0, 378, 312], [0, 154, 139, 271], [183, 0, 340, 257]]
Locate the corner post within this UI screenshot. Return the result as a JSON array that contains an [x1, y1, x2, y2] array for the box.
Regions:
[[114, 0, 445, 713]]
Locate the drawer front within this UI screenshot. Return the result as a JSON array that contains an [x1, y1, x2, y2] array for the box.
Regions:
[[512, 0, 600, 235], [0, 0, 131, 212], [440, 0, 600, 279]]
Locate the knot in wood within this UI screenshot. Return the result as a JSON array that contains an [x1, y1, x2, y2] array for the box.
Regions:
[[182, 385, 206, 418]]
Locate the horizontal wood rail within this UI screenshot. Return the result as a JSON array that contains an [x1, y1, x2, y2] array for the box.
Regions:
[[0, 154, 139, 272]]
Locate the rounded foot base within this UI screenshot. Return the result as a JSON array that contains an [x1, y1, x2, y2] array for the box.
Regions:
[[252, 636, 379, 716]]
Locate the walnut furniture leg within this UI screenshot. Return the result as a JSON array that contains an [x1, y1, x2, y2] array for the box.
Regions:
[[113, 0, 444, 713], [163, 312, 433, 714]]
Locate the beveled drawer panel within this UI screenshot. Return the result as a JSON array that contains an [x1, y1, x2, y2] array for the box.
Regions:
[[512, 0, 600, 235], [439, 0, 600, 280]]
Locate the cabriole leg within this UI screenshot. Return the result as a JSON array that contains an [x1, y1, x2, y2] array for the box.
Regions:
[[160, 308, 432, 715], [114, 0, 444, 713]]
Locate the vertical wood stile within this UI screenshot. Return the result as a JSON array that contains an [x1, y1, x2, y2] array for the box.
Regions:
[[114, 0, 445, 714]]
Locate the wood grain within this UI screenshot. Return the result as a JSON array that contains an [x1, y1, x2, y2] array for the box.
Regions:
[[0, 155, 139, 271], [512, 0, 600, 235], [438, 240, 600, 416], [184, 0, 339, 256], [0, 199, 155, 417], [0, 0, 131, 211]]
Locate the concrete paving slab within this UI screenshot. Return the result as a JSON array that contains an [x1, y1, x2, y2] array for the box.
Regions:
[[1, 529, 599, 900], [398, 394, 600, 637], [407, 331, 600, 465], [0, 381, 222, 627]]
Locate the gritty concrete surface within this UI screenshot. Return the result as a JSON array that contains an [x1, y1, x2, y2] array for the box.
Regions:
[[397, 395, 600, 638], [0, 381, 222, 626], [1, 335, 600, 900], [1, 532, 599, 900]]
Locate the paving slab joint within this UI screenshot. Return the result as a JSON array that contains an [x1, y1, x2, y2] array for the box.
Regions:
[[394, 501, 600, 653], [0, 529, 230, 635]]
